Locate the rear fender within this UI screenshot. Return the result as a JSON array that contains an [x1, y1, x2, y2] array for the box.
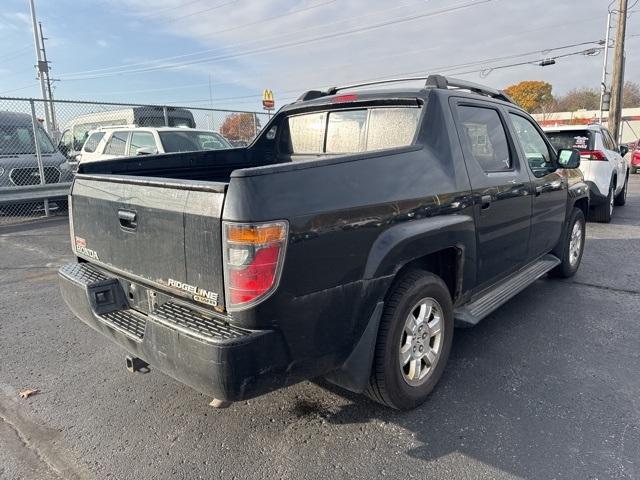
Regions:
[[363, 214, 476, 292]]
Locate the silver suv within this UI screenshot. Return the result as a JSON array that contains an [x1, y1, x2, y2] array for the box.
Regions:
[[0, 111, 74, 207]]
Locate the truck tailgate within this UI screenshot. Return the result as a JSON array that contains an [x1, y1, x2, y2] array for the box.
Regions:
[[70, 174, 227, 309]]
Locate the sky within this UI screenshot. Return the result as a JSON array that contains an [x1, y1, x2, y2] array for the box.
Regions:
[[0, 0, 638, 112]]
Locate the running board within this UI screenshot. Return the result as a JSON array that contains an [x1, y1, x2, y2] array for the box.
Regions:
[[454, 254, 560, 327]]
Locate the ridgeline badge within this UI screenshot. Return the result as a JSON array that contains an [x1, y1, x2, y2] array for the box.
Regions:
[[167, 278, 219, 307]]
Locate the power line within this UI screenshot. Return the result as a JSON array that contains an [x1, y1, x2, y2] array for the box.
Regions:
[[0, 83, 39, 95], [155, 0, 238, 25], [56, 0, 416, 78], [133, 0, 210, 19], [159, 42, 605, 106], [58, 0, 497, 80], [0, 45, 32, 62]]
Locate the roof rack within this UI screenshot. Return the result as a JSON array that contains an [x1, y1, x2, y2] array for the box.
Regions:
[[297, 74, 514, 104]]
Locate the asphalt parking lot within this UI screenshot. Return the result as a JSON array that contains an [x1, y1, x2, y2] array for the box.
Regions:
[[1, 176, 639, 480]]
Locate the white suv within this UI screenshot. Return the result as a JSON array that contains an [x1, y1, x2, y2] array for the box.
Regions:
[[544, 125, 629, 223], [78, 127, 232, 163]]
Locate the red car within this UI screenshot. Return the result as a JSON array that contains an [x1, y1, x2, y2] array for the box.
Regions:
[[632, 142, 640, 174]]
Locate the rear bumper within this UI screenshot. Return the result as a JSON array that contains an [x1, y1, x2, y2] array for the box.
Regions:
[[585, 181, 607, 206], [58, 262, 290, 401]]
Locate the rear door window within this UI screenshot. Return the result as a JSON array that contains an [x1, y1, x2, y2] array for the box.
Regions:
[[104, 131, 129, 156], [286, 107, 420, 156], [457, 105, 511, 172], [545, 130, 593, 151]]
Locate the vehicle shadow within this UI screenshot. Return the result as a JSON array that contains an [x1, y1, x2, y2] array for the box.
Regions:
[[295, 264, 640, 479]]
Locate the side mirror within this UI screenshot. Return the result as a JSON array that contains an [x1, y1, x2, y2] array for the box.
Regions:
[[58, 143, 69, 157], [557, 149, 581, 169], [136, 146, 158, 156], [619, 145, 629, 157]]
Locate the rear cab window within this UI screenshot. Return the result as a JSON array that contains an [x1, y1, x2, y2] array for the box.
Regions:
[[545, 130, 594, 152], [282, 105, 421, 158]]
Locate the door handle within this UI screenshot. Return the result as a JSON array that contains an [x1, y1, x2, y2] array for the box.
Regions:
[[535, 185, 543, 196], [480, 195, 492, 209], [118, 209, 137, 229]]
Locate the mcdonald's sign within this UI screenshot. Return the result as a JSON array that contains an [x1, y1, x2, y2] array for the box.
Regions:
[[262, 89, 275, 110]]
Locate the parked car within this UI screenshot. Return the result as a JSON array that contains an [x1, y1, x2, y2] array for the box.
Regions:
[[78, 127, 232, 163], [0, 111, 74, 210], [58, 106, 196, 159], [630, 141, 640, 174], [59, 75, 588, 410], [544, 124, 629, 223]]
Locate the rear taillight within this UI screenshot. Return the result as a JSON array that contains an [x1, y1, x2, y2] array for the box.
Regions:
[[222, 221, 288, 311], [579, 150, 607, 161]]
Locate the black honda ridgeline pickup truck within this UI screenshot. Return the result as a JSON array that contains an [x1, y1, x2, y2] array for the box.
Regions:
[[59, 75, 588, 410]]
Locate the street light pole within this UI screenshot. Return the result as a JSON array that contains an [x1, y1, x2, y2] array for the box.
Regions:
[[28, 0, 52, 132], [599, 10, 613, 125]]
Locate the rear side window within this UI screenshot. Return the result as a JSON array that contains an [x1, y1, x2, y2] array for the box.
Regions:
[[457, 106, 511, 172], [83, 132, 105, 153], [602, 129, 617, 150], [545, 130, 593, 151], [104, 131, 129, 156], [128, 131, 156, 155], [286, 107, 420, 155]]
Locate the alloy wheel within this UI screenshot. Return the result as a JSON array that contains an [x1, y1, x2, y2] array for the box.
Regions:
[[399, 297, 444, 386]]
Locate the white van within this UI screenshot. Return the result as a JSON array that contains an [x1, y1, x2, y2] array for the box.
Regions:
[[58, 106, 195, 158]]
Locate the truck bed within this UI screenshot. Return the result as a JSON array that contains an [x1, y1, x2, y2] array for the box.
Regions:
[[78, 147, 271, 182]]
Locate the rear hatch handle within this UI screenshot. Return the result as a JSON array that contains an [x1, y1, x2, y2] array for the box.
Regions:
[[118, 209, 137, 230]]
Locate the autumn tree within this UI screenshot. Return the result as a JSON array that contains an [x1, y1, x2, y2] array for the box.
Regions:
[[220, 113, 261, 142], [504, 80, 554, 113]]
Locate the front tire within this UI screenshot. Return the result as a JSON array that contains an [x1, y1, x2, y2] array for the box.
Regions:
[[550, 208, 586, 278], [365, 270, 453, 410]]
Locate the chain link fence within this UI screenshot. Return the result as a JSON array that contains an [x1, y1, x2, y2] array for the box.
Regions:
[[0, 97, 269, 225]]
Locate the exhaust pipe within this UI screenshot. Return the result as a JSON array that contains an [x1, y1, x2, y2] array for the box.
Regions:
[[126, 356, 150, 374]]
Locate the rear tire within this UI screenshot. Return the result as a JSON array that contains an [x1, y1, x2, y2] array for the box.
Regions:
[[614, 175, 628, 206], [550, 208, 585, 278], [365, 270, 453, 410], [590, 181, 614, 223]]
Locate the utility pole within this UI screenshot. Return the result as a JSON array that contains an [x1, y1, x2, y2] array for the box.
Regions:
[[609, 0, 628, 143], [28, 0, 52, 133], [38, 22, 57, 133]]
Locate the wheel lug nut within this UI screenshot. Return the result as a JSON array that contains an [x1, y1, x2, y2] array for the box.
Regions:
[[419, 345, 423, 352], [422, 333, 427, 339]]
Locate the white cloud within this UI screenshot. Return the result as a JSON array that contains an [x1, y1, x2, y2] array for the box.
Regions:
[[92, 0, 632, 109], [97, 39, 109, 48]]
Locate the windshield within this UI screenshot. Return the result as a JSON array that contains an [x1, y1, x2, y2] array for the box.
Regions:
[[0, 124, 56, 155], [286, 107, 421, 155], [159, 130, 231, 153], [545, 130, 594, 151]]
